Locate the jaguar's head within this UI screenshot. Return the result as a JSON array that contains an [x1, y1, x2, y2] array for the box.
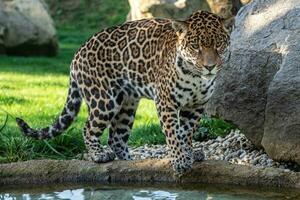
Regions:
[[172, 11, 231, 79]]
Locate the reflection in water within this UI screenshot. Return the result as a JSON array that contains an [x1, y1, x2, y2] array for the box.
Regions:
[[56, 189, 85, 200], [133, 190, 178, 200], [0, 186, 298, 200]]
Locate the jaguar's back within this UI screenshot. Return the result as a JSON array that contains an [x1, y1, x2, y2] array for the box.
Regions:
[[72, 18, 176, 99]]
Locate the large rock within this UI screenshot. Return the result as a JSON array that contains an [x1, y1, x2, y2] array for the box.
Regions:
[[206, 0, 300, 164], [0, 0, 58, 56], [127, 0, 211, 21]]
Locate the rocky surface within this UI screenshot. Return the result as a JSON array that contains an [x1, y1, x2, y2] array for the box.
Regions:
[[128, 130, 297, 171], [0, 0, 58, 56], [205, 0, 300, 165], [1, 159, 300, 189]]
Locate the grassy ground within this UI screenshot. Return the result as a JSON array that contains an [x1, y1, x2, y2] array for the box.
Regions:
[[0, 0, 234, 163]]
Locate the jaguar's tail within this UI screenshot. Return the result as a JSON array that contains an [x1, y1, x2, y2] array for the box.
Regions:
[[16, 75, 82, 139]]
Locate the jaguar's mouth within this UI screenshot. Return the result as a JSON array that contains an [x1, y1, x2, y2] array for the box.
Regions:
[[202, 73, 216, 79]]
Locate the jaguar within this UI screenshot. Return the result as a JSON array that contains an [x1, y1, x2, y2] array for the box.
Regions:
[[16, 10, 230, 174]]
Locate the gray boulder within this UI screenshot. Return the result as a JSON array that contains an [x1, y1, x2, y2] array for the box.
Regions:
[[206, 0, 300, 164], [0, 0, 58, 56]]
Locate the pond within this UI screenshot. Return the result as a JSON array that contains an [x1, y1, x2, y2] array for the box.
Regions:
[[1, 183, 299, 200]]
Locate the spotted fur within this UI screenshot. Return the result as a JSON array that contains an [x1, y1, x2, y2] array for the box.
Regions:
[[16, 11, 230, 173]]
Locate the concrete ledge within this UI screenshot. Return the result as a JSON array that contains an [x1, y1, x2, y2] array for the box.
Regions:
[[0, 159, 299, 188]]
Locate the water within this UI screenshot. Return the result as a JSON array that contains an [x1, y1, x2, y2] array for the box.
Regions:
[[1, 183, 299, 200]]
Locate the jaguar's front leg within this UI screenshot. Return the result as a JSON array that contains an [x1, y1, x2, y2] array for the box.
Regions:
[[179, 107, 205, 162], [157, 105, 194, 174]]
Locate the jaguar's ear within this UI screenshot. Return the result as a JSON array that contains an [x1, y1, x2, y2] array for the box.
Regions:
[[222, 17, 235, 33], [172, 20, 188, 35]]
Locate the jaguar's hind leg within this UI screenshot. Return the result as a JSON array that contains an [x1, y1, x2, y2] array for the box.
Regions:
[[83, 87, 125, 163], [108, 99, 138, 160], [83, 113, 116, 163]]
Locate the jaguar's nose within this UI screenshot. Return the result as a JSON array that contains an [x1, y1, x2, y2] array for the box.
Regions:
[[203, 64, 216, 72]]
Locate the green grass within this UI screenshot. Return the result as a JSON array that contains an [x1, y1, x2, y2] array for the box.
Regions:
[[195, 115, 236, 141]]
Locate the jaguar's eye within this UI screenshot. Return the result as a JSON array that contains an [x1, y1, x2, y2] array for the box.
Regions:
[[190, 38, 200, 50], [191, 43, 199, 49]]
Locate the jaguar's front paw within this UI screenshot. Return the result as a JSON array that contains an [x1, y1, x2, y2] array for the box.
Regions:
[[171, 154, 194, 174]]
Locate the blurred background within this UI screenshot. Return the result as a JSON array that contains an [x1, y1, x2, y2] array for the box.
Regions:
[[0, 0, 248, 163]]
